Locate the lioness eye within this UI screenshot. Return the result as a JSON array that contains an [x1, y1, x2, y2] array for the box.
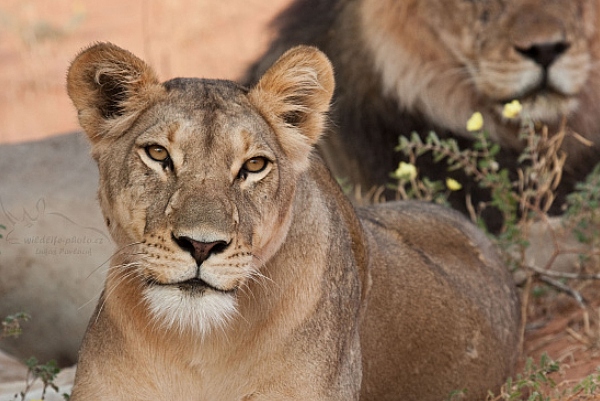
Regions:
[[242, 157, 268, 173], [146, 145, 169, 162]]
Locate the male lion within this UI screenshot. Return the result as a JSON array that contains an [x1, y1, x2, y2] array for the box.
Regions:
[[245, 0, 600, 229], [66, 43, 519, 401]]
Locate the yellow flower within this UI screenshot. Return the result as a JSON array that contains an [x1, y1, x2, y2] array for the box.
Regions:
[[394, 162, 418, 181], [502, 100, 522, 119], [466, 112, 484, 132], [446, 178, 462, 191]]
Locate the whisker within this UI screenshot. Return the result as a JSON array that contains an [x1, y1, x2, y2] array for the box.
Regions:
[[86, 241, 144, 280], [93, 263, 144, 324]]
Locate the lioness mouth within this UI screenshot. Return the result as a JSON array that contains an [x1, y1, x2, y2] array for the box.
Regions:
[[177, 278, 211, 292], [150, 277, 233, 295]]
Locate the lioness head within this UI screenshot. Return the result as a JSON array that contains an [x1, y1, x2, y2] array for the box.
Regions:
[[362, 0, 598, 148], [67, 43, 333, 335]]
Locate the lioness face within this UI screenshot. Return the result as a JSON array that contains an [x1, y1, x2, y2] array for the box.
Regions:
[[67, 43, 333, 335], [102, 82, 294, 333], [362, 0, 597, 145]]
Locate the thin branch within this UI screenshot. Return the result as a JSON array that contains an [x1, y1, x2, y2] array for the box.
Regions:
[[537, 275, 587, 308], [526, 262, 600, 281]]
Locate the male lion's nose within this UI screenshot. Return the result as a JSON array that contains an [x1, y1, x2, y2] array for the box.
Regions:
[[515, 41, 570, 69], [173, 235, 228, 266]]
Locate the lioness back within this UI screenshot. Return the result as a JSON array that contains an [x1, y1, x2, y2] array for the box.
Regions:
[[66, 42, 519, 401], [359, 201, 519, 400]]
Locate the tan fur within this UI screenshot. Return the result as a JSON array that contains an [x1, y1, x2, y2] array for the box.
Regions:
[[245, 0, 600, 227], [67, 43, 519, 401], [360, 0, 597, 149]]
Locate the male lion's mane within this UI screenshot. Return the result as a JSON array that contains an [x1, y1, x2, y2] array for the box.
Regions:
[[245, 0, 600, 231]]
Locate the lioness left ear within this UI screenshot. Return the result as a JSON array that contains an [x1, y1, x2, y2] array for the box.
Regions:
[[67, 42, 165, 143], [249, 46, 334, 172]]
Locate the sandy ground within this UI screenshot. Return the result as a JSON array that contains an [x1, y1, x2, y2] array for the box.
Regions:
[[0, 0, 599, 398]]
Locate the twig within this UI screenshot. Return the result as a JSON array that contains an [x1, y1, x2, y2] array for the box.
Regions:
[[519, 273, 533, 356], [537, 275, 587, 308], [527, 262, 600, 281], [565, 326, 591, 346]]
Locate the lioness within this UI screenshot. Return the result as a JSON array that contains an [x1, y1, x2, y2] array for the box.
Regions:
[[66, 43, 519, 401], [245, 0, 600, 229]]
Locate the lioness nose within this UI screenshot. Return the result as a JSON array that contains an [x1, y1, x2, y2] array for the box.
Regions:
[[515, 41, 570, 69], [174, 236, 228, 266]]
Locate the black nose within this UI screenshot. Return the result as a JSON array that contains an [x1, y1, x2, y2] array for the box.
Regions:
[[173, 235, 228, 266], [515, 41, 570, 69]]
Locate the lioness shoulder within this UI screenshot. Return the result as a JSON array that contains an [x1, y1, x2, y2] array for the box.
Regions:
[[66, 42, 519, 401]]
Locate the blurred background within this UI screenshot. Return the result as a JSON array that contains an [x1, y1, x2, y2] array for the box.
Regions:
[[0, 0, 290, 144]]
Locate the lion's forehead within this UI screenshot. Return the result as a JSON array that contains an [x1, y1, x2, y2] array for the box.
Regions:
[[163, 77, 249, 108], [417, 0, 590, 32], [427, 0, 589, 17], [136, 84, 275, 165], [483, 1, 589, 33]]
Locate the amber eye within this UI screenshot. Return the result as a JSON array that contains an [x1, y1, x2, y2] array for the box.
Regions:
[[242, 157, 268, 174], [145, 145, 169, 162]]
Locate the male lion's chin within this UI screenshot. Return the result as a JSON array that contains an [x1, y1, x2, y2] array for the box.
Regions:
[[143, 286, 238, 336], [493, 93, 577, 125]]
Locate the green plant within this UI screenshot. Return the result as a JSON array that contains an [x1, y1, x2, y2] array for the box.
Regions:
[[389, 158, 449, 204], [395, 119, 566, 241], [486, 354, 599, 401], [393, 104, 600, 275], [565, 163, 600, 247], [493, 353, 560, 401], [445, 354, 600, 401], [1, 313, 69, 400], [16, 358, 67, 401], [1, 313, 30, 339]]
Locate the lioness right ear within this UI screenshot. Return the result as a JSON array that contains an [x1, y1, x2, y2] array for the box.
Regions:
[[249, 46, 334, 172], [66, 42, 165, 143]]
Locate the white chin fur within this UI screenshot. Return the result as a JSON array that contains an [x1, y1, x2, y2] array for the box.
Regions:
[[492, 96, 578, 126], [143, 286, 238, 336]]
